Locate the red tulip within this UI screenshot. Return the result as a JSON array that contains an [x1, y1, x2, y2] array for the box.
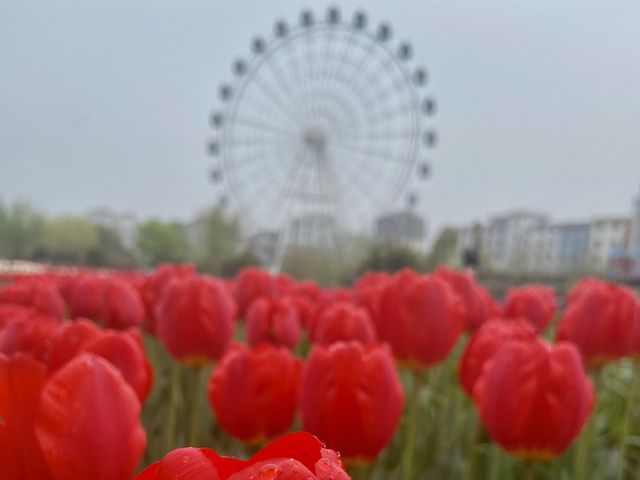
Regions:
[[100, 277, 145, 329], [0, 280, 65, 319], [274, 273, 296, 295], [375, 269, 464, 370], [208, 343, 302, 443], [502, 285, 557, 333], [246, 296, 301, 349], [141, 263, 196, 332], [458, 318, 537, 396], [474, 339, 593, 459], [234, 267, 279, 317], [48, 318, 102, 371], [135, 432, 349, 480], [0, 303, 38, 329], [0, 354, 53, 480], [157, 274, 236, 364], [301, 341, 404, 462], [435, 267, 499, 331], [556, 281, 639, 368], [353, 271, 392, 321], [566, 276, 605, 303], [68, 274, 106, 319], [312, 301, 376, 345], [0, 314, 60, 364], [36, 353, 147, 480], [84, 328, 153, 402], [1, 352, 146, 480]]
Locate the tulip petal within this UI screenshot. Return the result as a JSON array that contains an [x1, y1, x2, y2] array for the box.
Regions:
[[0, 354, 53, 480], [247, 432, 323, 473], [35, 353, 147, 480]]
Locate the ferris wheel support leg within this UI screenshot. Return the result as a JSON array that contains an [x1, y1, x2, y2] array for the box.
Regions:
[[270, 221, 292, 274]]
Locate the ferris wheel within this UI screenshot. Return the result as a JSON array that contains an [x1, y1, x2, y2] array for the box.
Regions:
[[207, 7, 437, 269]]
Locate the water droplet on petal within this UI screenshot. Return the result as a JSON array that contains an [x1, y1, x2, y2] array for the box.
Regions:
[[259, 464, 281, 480], [316, 458, 331, 472]]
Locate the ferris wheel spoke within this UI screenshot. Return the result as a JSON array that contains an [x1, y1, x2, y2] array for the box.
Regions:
[[317, 29, 340, 98], [330, 153, 377, 204], [281, 40, 316, 125], [331, 140, 402, 163], [234, 92, 297, 130], [352, 130, 414, 142], [332, 29, 357, 83], [264, 52, 312, 126], [334, 138, 403, 199], [361, 78, 413, 113], [362, 57, 398, 93], [250, 72, 306, 130], [301, 31, 323, 120], [366, 103, 415, 125], [233, 154, 290, 212], [231, 115, 294, 137], [355, 65, 401, 111], [227, 136, 287, 149], [341, 39, 377, 94]]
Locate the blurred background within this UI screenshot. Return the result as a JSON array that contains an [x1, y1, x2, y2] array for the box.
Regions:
[[1, 0, 639, 288]]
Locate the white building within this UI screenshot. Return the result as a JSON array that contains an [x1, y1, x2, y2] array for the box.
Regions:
[[586, 216, 630, 273], [522, 224, 560, 275], [481, 210, 548, 273]]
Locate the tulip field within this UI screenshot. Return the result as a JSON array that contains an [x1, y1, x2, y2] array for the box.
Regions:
[[2, 265, 640, 479]]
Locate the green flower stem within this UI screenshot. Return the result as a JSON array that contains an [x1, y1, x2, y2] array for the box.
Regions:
[[521, 460, 535, 480], [189, 365, 207, 446], [617, 362, 640, 480], [462, 415, 481, 480], [165, 361, 181, 451], [574, 369, 603, 480], [402, 370, 425, 480]]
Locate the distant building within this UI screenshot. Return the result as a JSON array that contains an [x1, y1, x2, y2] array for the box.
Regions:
[[375, 211, 426, 252], [586, 217, 630, 273], [522, 224, 560, 275], [493, 219, 589, 276], [482, 210, 548, 273], [555, 222, 591, 274], [456, 209, 633, 276]]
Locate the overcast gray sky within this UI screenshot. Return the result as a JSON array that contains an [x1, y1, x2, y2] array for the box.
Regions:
[[1, 0, 639, 236]]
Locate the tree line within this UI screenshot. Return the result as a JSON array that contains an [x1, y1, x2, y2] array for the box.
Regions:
[[0, 199, 458, 282]]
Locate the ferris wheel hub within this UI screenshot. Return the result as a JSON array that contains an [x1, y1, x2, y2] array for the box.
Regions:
[[303, 127, 328, 158]]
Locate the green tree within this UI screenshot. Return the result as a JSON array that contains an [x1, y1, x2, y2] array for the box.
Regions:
[[190, 207, 242, 274], [86, 224, 136, 267], [0, 200, 46, 259], [40, 216, 99, 264], [219, 249, 261, 277], [424, 227, 459, 271], [136, 219, 188, 265]]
